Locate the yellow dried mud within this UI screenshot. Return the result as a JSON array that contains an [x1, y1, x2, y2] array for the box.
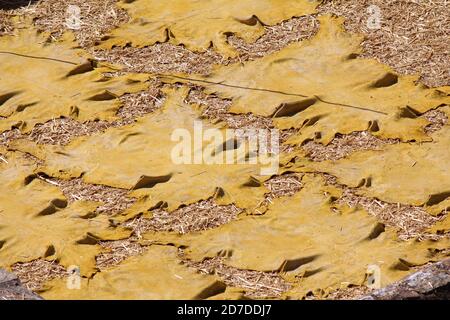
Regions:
[[0, 27, 148, 133], [41, 245, 226, 300], [143, 176, 450, 298], [0, 152, 129, 276], [12, 88, 269, 213], [295, 126, 450, 209], [166, 16, 449, 145], [1, 2, 449, 300], [97, 0, 318, 57]]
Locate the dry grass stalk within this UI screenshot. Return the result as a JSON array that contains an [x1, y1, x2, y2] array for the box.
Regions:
[[3, 86, 164, 147], [321, 285, 374, 300], [0, 128, 23, 147], [264, 173, 303, 203], [11, 259, 66, 292], [181, 254, 291, 299], [93, 14, 318, 75], [96, 238, 146, 270], [96, 199, 243, 271], [265, 173, 303, 198], [116, 84, 164, 121], [337, 189, 443, 240], [253, 173, 303, 214], [422, 108, 448, 134], [319, 0, 450, 87], [302, 131, 399, 162], [94, 44, 224, 75], [0, 10, 14, 35], [0, 0, 37, 36], [42, 177, 136, 215], [29, 118, 110, 146], [279, 128, 299, 153], [228, 15, 319, 62], [124, 199, 242, 237], [14, 0, 129, 47], [186, 87, 273, 130]]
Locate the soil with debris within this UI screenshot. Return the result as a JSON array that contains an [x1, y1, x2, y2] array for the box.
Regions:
[[336, 188, 444, 240], [181, 253, 291, 299], [123, 199, 242, 236], [302, 131, 399, 162], [0, 268, 43, 300], [20, 0, 129, 47], [51, 177, 136, 215], [423, 108, 449, 134], [318, 0, 450, 87], [186, 87, 274, 130], [11, 260, 66, 293], [1, 0, 449, 301], [96, 239, 146, 271]]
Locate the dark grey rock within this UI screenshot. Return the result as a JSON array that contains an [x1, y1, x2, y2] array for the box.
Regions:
[[361, 258, 450, 300], [0, 269, 43, 300]]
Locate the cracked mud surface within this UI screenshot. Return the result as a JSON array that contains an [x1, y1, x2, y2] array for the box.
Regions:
[[1, 0, 449, 300]]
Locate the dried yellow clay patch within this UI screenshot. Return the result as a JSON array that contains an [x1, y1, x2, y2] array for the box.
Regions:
[[2, 86, 164, 147], [297, 125, 450, 209], [227, 15, 319, 62], [42, 245, 227, 300], [96, 240, 289, 299], [0, 152, 130, 276], [97, 0, 318, 57], [13, 88, 269, 212], [0, 27, 148, 133], [94, 14, 319, 76], [167, 16, 449, 145], [148, 176, 450, 299], [318, 0, 450, 88]]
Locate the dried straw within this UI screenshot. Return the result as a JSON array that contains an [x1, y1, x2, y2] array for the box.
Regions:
[[336, 188, 444, 240], [319, 0, 450, 87], [11, 259, 66, 292], [180, 252, 291, 299], [96, 239, 146, 270], [124, 199, 242, 237], [15, 0, 129, 47], [302, 131, 399, 162], [39, 176, 136, 215]]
